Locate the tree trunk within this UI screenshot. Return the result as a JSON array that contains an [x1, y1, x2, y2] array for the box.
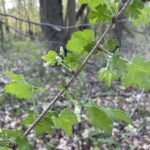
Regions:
[[113, 0, 126, 48], [67, 0, 76, 31], [0, 20, 5, 51], [39, 0, 63, 50], [64, 0, 76, 44], [1, 0, 9, 32]]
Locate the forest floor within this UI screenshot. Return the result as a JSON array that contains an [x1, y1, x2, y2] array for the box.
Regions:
[[0, 28, 150, 150]]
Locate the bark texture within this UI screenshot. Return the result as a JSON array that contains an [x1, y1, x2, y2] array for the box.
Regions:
[[39, 0, 63, 50]]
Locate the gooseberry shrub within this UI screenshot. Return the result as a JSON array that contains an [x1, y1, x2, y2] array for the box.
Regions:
[[1, 0, 150, 149]]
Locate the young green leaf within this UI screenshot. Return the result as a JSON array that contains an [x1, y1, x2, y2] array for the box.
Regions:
[[0, 129, 31, 150], [125, 0, 144, 19], [52, 108, 78, 136], [79, 0, 108, 9], [133, 7, 150, 27], [64, 54, 81, 71], [23, 112, 38, 125], [89, 4, 114, 24], [123, 56, 150, 90], [5, 82, 33, 99], [6, 72, 24, 82], [66, 29, 95, 54], [35, 117, 54, 135], [42, 50, 57, 66], [98, 68, 117, 87], [104, 38, 118, 51], [0, 147, 11, 150], [87, 106, 113, 133], [111, 51, 128, 76], [0, 129, 22, 138], [15, 137, 32, 150], [5, 72, 36, 99]]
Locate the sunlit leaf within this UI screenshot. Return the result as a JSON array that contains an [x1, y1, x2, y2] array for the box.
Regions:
[[0, 129, 22, 138], [5, 72, 35, 99], [66, 29, 95, 54], [5, 82, 33, 99], [6, 72, 24, 82], [79, 0, 108, 9], [42, 50, 57, 66]]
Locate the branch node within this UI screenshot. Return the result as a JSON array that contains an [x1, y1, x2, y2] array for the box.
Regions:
[[112, 16, 117, 24]]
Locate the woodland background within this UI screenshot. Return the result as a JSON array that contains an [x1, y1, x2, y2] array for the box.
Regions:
[[0, 0, 150, 149]]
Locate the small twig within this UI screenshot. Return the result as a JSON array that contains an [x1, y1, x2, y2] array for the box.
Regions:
[[23, 0, 132, 137], [1, 20, 65, 46], [91, 92, 133, 98], [76, 4, 87, 21], [130, 89, 145, 118], [98, 44, 130, 63]]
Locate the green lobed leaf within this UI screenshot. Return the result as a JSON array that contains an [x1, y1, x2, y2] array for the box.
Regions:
[[0, 129, 22, 138], [52, 108, 78, 136], [105, 38, 118, 51], [35, 117, 54, 135], [64, 54, 81, 71], [66, 29, 95, 54], [42, 50, 57, 67], [87, 106, 113, 133], [102, 108, 133, 125], [110, 51, 128, 76], [57, 84, 68, 91], [89, 5, 115, 24], [23, 112, 54, 135], [6, 72, 24, 82], [98, 68, 117, 87], [23, 112, 38, 125], [125, 0, 144, 19], [0, 129, 31, 150], [0, 147, 11, 150], [5, 72, 35, 99], [16, 137, 31, 150], [5, 82, 33, 99], [79, 0, 108, 9], [122, 56, 150, 90], [132, 7, 150, 27], [83, 41, 96, 53]]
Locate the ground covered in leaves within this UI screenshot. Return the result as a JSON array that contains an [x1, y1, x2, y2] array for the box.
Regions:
[[0, 28, 150, 150]]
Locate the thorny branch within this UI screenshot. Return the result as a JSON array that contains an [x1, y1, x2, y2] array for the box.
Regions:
[[23, 0, 133, 137]]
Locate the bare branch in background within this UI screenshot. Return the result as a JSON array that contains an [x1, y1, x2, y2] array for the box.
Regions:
[[0, 13, 92, 31], [130, 89, 145, 118]]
